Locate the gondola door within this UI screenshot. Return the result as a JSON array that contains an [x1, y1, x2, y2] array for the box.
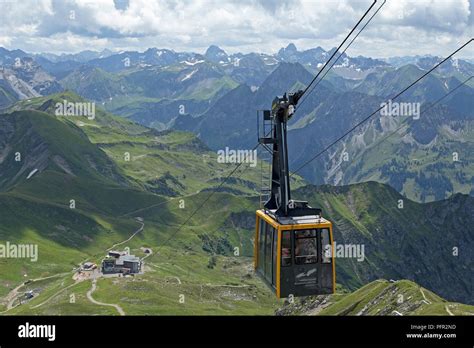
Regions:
[[292, 229, 319, 288]]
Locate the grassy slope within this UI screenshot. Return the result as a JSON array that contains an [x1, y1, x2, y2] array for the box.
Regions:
[[8, 92, 266, 196], [2, 174, 472, 314], [295, 182, 474, 305], [59, 63, 238, 124], [279, 279, 474, 316], [0, 96, 279, 314], [3, 178, 472, 315], [3, 188, 279, 314], [9, 251, 277, 315], [342, 119, 474, 202]]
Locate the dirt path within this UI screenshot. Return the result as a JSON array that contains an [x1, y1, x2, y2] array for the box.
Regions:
[[119, 188, 224, 218], [3, 283, 26, 311], [107, 220, 144, 251], [445, 305, 454, 316], [420, 287, 431, 304], [141, 248, 153, 261], [167, 276, 181, 285], [86, 279, 125, 316]]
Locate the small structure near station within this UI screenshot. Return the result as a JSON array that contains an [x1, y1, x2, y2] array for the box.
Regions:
[[82, 262, 97, 270], [25, 290, 34, 300]]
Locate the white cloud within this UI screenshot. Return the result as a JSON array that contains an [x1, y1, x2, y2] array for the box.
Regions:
[[379, 0, 470, 33], [20, 32, 111, 53], [0, 0, 471, 58]]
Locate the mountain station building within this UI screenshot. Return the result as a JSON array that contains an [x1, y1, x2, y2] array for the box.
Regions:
[[102, 254, 141, 274]]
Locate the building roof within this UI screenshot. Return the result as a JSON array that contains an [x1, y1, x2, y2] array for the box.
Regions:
[[108, 250, 122, 255], [119, 255, 140, 263], [102, 254, 140, 267]]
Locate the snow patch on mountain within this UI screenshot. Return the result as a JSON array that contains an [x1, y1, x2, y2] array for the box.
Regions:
[[181, 69, 197, 81]]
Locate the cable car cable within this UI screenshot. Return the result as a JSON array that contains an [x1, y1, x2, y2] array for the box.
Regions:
[[296, 0, 386, 112], [299, 0, 378, 100], [156, 142, 262, 252], [152, 27, 472, 257], [155, 127, 280, 252], [154, 33, 470, 255], [119, 141, 270, 218], [141, 0, 377, 252], [153, 70, 472, 259], [329, 75, 473, 175], [290, 38, 473, 177]]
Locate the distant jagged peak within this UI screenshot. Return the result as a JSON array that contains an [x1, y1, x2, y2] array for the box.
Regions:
[[285, 42, 298, 52], [144, 47, 176, 56], [277, 42, 298, 57], [204, 45, 229, 63]]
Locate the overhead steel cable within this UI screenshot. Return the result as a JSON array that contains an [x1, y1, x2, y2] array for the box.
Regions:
[[155, 142, 262, 252], [119, 158, 252, 218], [154, 121, 282, 250], [152, 1, 378, 252], [329, 75, 473, 176], [153, 13, 473, 255], [296, 0, 386, 112], [290, 38, 474, 177], [119, 128, 274, 218], [298, 0, 377, 100]]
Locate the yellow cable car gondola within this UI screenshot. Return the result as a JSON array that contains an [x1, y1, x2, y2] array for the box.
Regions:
[[254, 91, 335, 298]]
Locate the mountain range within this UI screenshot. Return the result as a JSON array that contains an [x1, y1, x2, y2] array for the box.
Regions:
[[1, 44, 472, 203]]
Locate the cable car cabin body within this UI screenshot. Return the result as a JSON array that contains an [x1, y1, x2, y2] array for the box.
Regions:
[[255, 90, 336, 298], [254, 210, 335, 298]]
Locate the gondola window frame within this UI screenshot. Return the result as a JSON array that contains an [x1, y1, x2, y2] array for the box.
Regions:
[[321, 228, 332, 264], [264, 223, 274, 284]]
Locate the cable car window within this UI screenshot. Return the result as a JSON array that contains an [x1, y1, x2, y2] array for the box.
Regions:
[[281, 231, 291, 266], [294, 229, 318, 265], [272, 228, 278, 284], [258, 219, 265, 270], [321, 228, 332, 264], [264, 225, 274, 282]]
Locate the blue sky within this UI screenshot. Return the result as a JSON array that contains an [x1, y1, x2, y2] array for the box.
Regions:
[[0, 0, 472, 58]]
